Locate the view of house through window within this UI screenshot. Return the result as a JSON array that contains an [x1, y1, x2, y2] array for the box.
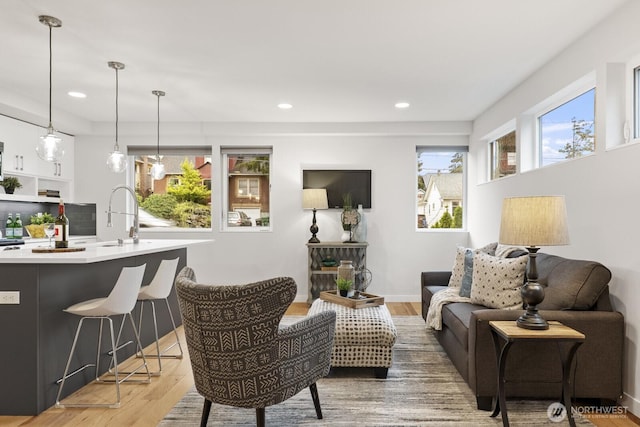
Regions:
[[539, 88, 595, 167], [489, 130, 516, 180], [416, 147, 465, 229], [130, 147, 212, 229], [222, 147, 272, 230]]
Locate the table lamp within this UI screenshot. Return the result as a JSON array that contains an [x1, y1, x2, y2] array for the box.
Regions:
[[499, 195, 569, 330], [303, 189, 329, 243]]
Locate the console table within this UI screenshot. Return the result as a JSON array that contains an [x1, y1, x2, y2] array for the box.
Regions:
[[489, 320, 585, 427], [306, 241, 367, 303]]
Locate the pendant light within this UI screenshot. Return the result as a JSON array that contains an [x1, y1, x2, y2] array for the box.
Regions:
[[106, 61, 127, 173], [150, 90, 166, 180], [36, 15, 64, 162]]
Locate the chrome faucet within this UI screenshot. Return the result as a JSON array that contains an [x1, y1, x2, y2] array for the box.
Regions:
[[107, 184, 140, 244]]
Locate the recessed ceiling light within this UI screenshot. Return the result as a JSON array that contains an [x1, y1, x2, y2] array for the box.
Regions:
[[68, 91, 87, 98], [278, 103, 293, 110], [395, 102, 410, 109]]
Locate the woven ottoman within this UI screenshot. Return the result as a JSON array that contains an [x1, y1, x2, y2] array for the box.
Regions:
[[309, 299, 397, 378]]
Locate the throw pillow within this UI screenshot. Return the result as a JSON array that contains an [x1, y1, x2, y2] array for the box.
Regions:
[[448, 242, 499, 288], [459, 249, 474, 297], [470, 252, 528, 309]]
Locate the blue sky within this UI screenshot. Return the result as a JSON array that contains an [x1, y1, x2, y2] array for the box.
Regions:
[[539, 88, 595, 166]]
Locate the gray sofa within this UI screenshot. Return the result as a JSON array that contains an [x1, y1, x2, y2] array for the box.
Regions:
[[421, 250, 624, 410]]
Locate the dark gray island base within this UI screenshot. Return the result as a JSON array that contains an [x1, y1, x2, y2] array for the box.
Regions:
[[0, 247, 187, 415]]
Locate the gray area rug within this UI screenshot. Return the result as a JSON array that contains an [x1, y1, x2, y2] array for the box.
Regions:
[[159, 316, 593, 426]]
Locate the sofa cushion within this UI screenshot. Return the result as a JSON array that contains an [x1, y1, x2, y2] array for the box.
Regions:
[[536, 254, 612, 310], [441, 302, 487, 351], [470, 252, 527, 309]]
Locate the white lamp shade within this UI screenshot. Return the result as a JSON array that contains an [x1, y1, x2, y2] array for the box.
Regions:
[[302, 188, 329, 210], [36, 132, 64, 162], [499, 195, 569, 247], [151, 162, 166, 180], [106, 150, 127, 173]]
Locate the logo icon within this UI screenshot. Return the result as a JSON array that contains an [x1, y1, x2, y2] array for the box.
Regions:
[[547, 402, 567, 423]]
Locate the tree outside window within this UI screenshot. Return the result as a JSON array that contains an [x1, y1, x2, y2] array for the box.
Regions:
[[133, 154, 211, 229], [539, 88, 595, 167]]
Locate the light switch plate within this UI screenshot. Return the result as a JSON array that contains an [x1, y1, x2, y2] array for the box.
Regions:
[[0, 291, 20, 304]]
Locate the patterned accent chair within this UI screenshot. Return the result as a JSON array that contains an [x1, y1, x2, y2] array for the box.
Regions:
[[175, 267, 336, 427]]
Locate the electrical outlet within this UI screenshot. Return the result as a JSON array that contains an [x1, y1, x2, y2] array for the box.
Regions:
[[0, 291, 20, 304]]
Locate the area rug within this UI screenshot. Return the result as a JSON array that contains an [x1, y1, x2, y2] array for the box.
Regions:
[[159, 316, 593, 426]]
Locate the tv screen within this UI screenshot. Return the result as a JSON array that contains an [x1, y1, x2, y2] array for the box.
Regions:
[[303, 169, 371, 209]]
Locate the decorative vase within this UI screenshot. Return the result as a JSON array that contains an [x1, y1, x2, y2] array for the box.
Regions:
[[354, 204, 367, 242], [339, 289, 348, 297]]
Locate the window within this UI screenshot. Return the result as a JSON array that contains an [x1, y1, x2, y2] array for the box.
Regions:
[[416, 146, 466, 230], [128, 146, 212, 230], [222, 147, 272, 230], [635, 66, 640, 139], [538, 88, 595, 167], [489, 130, 516, 180]]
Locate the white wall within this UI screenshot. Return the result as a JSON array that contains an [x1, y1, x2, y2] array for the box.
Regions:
[[73, 124, 470, 306], [468, 0, 640, 414]]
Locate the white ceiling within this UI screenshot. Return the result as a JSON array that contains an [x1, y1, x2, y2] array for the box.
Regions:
[[0, 0, 630, 130]]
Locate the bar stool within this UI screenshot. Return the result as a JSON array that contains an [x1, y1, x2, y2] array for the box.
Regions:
[[55, 264, 151, 409], [134, 257, 183, 375]]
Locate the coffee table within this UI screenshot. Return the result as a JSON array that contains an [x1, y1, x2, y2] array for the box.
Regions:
[[309, 298, 397, 378]]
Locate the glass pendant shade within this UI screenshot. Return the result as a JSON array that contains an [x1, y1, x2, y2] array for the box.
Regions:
[[37, 15, 63, 162], [151, 161, 166, 180], [106, 150, 127, 173], [107, 61, 126, 173], [37, 126, 64, 162]]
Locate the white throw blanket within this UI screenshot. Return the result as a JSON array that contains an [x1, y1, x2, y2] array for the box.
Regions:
[[425, 287, 471, 330]]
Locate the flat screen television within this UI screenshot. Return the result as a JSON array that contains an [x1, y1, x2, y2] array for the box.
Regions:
[[303, 169, 372, 209]]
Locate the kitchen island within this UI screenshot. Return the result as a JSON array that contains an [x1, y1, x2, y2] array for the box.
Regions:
[[0, 239, 209, 415]]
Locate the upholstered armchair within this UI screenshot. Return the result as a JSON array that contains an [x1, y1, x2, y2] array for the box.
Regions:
[[175, 267, 336, 427]]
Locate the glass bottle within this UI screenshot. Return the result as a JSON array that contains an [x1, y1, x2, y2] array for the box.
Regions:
[[337, 260, 356, 297], [13, 213, 23, 239], [55, 199, 69, 248], [5, 214, 13, 239]]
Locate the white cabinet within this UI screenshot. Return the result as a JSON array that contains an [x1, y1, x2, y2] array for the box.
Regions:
[[1, 116, 40, 175], [0, 115, 74, 201]]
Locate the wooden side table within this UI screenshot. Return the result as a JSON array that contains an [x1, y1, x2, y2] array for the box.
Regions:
[[489, 320, 585, 427]]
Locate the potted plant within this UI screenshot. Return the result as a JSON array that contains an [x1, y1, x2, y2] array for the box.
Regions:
[[1, 176, 22, 194], [335, 277, 353, 297]]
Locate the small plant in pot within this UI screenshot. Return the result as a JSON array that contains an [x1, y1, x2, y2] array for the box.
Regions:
[[1, 176, 22, 194], [335, 277, 353, 297]]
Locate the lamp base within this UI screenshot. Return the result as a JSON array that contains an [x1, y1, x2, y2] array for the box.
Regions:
[[308, 236, 320, 243], [516, 312, 549, 330]]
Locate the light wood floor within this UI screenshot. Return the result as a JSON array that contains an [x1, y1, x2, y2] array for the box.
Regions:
[[2, 302, 636, 427]]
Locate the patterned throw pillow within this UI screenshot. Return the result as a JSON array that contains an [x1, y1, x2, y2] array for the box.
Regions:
[[469, 252, 527, 309], [459, 249, 474, 297], [448, 242, 499, 288]]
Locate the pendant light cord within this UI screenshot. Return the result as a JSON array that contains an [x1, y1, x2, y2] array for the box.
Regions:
[[114, 67, 119, 150], [156, 92, 160, 158], [47, 23, 53, 129]]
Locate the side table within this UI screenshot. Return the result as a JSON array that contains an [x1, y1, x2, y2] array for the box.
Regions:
[[489, 320, 585, 427]]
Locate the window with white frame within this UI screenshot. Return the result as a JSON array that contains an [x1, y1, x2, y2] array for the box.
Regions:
[[221, 147, 272, 230], [538, 88, 595, 167], [416, 146, 466, 230], [128, 146, 212, 230], [489, 130, 516, 180], [634, 65, 640, 139]]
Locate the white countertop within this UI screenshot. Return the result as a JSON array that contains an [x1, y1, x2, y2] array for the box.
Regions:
[[0, 239, 211, 264]]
